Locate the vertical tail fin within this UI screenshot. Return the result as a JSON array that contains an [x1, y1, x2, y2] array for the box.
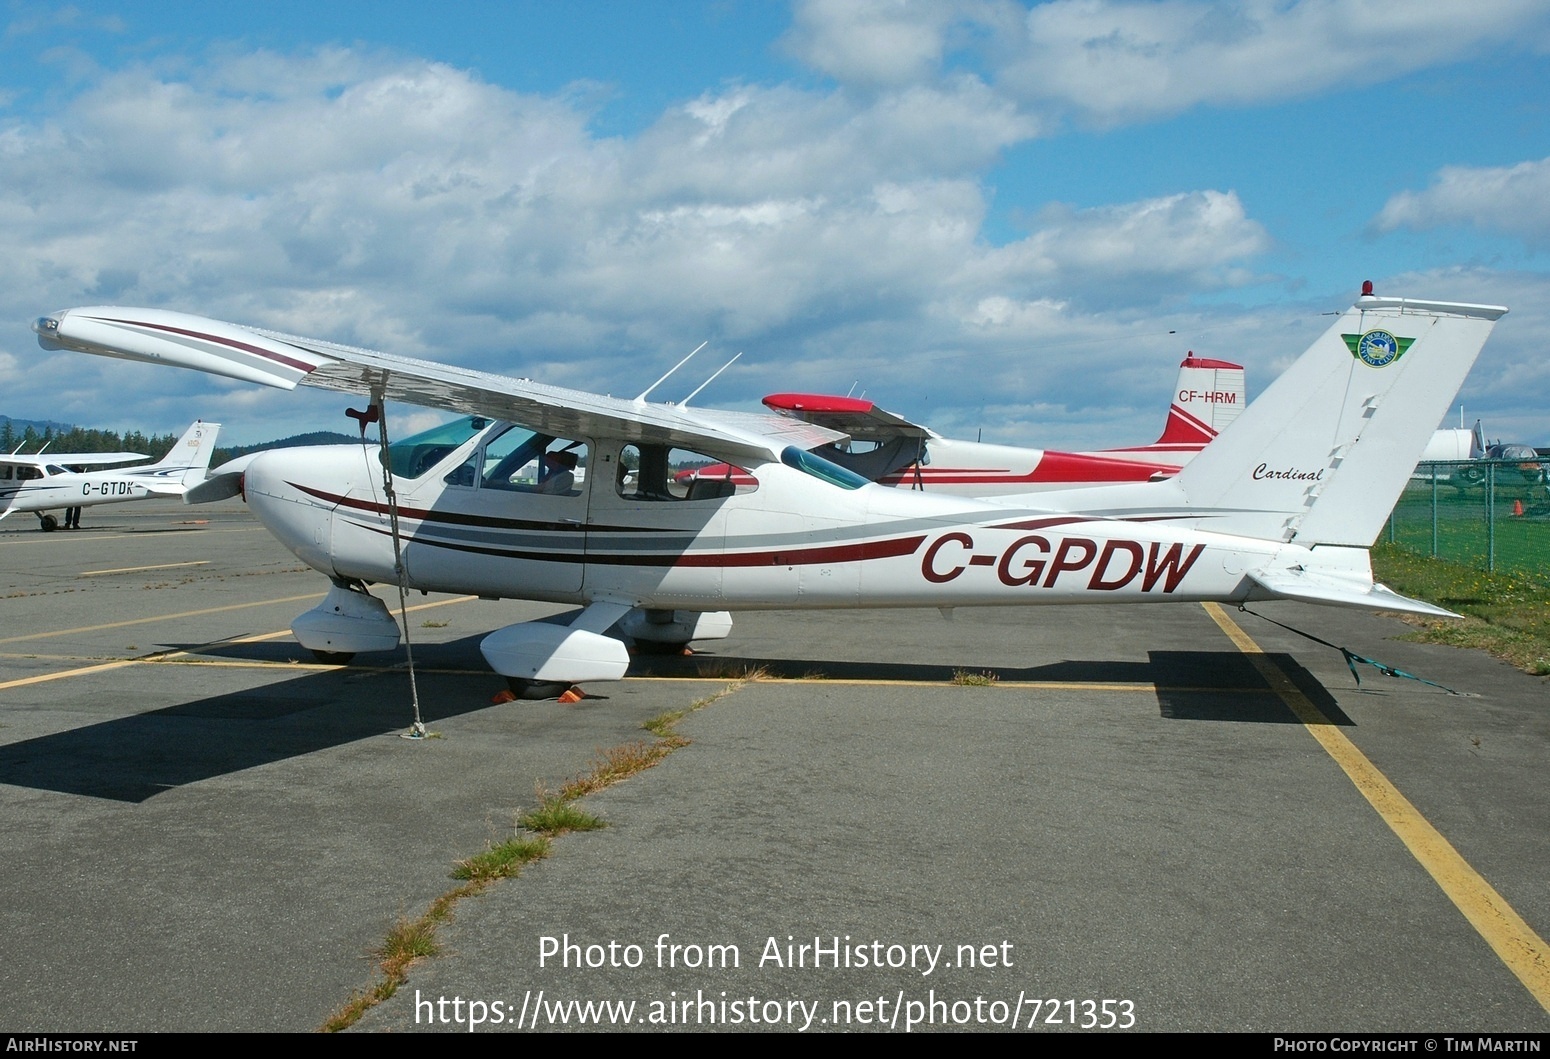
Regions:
[[153, 421, 221, 488], [1174, 289, 1505, 545], [1153, 355, 1245, 446]]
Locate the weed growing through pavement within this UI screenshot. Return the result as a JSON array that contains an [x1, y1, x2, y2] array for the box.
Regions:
[[951, 669, 999, 686], [451, 835, 552, 883], [520, 794, 606, 836]]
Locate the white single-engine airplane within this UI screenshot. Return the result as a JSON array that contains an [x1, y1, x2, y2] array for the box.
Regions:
[[0, 420, 220, 531], [740, 353, 1245, 496], [34, 284, 1503, 696]]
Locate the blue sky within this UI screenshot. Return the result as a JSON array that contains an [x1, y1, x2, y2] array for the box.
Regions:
[[2, 0, 1547, 447]]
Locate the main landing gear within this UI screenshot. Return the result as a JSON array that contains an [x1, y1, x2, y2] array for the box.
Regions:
[[504, 677, 575, 700], [291, 580, 402, 663], [287, 585, 736, 699]]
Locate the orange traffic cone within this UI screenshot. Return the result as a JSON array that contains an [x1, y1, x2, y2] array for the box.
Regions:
[[1513, 499, 1525, 517]]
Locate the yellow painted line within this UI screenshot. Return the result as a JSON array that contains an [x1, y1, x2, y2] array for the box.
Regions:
[[0, 593, 326, 645], [0, 658, 146, 691], [1203, 602, 1550, 1011], [149, 659, 492, 675], [78, 561, 210, 577], [0, 527, 267, 544], [0, 595, 479, 687]]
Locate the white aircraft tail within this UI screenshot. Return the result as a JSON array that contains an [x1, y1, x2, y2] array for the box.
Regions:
[[1171, 288, 1505, 546], [1152, 354, 1245, 446], [148, 420, 221, 490]]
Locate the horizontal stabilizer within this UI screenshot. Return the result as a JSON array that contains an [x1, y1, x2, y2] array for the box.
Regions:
[[184, 472, 243, 505], [1247, 567, 1458, 618]]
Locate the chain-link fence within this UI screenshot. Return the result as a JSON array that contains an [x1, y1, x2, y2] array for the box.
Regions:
[[1386, 459, 1550, 583]]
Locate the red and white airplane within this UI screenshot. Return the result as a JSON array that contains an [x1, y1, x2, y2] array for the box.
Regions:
[[34, 285, 1503, 695], [0, 420, 220, 531], [686, 354, 1245, 497]]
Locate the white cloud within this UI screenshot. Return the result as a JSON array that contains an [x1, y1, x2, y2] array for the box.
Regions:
[[1374, 157, 1550, 246], [1015, 0, 1550, 122], [782, 0, 967, 86], [1374, 266, 1550, 445], [958, 190, 1271, 310], [786, 0, 1550, 125], [0, 47, 1321, 448]]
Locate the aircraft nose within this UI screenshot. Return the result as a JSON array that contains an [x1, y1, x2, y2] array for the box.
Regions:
[[243, 447, 359, 574]]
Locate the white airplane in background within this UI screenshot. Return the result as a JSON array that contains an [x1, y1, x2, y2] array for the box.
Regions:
[[704, 354, 1246, 496], [34, 285, 1503, 697], [0, 420, 220, 531]]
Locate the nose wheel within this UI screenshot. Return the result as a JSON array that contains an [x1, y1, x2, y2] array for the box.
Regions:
[[38, 514, 58, 532], [311, 650, 356, 665]]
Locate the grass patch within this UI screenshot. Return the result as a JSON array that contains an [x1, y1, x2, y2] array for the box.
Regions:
[[520, 797, 606, 836], [1371, 544, 1550, 674], [559, 740, 681, 800], [951, 668, 999, 686], [420, 619, 449, 628], [692, 662, 771, 681], [379, 913, 441, 965], [451, 834, 552, 883], [642, 708, 687, 737]]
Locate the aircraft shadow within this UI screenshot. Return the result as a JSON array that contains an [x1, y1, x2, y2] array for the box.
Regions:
[[0, 642, 1350, 803], [0, 637, 503, 804], [630, 648, 1353, 727]]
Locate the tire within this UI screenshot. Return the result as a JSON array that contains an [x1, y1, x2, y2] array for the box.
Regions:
[[311, 650, 356, 664], [39, 514, 58, 532], [506, 677, 572, 700], [631, 640, 691, 656]]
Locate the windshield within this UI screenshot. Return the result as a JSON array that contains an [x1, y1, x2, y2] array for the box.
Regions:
[[387, 415, 493, 479], [780, 446, 870, 490]]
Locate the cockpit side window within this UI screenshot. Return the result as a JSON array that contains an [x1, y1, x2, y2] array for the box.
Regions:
[[444, 425, 587, 496]]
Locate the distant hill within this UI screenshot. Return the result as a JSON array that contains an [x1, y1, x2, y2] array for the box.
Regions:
[[0, 415, 76, 440], [215, 431, 365, 464]]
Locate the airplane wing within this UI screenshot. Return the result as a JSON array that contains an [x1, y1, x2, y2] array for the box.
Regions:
[[34, 308, 848, 463], [761, 393, 934, 442], [5, 451, 146, 468]]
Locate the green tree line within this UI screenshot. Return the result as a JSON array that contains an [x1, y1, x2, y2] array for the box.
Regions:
[[2, 419, 363, 467], [0, 421, 183, 462]]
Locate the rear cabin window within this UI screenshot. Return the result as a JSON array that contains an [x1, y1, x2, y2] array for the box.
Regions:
[[616, 444, 757, 501]]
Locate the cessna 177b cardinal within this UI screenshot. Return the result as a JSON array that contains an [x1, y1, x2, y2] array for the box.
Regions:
[[0, 419, 219, 530], [33, 285, 1503, 696]]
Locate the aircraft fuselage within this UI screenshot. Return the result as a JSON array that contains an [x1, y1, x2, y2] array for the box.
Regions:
[[242, 432, 1296, 614]]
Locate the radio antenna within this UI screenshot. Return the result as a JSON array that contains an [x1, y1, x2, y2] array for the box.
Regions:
[[636, 341, 708, 403], [681, 352, 742, 407]]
